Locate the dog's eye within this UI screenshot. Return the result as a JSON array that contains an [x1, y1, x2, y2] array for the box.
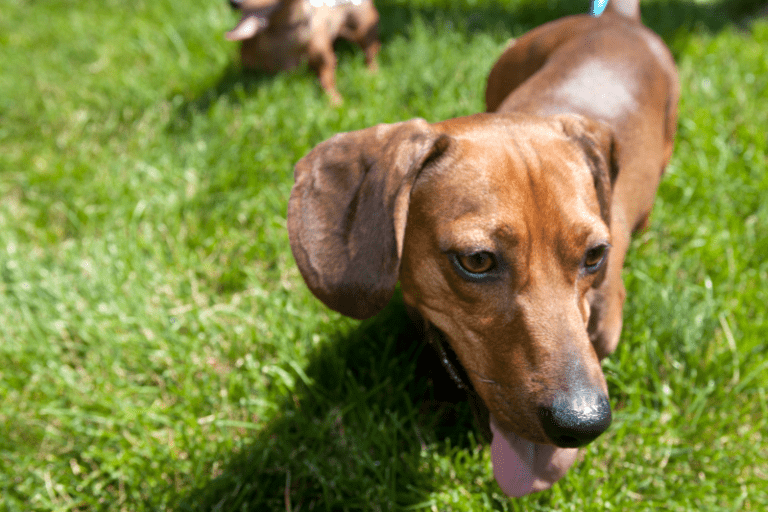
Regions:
[[583, 244, 609, 273], [456, 251, 496, 275]]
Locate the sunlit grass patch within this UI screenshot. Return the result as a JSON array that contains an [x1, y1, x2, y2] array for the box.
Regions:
[[1, 0, 766, 510]]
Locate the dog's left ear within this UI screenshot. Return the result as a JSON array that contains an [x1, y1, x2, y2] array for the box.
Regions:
[[554, 114, 617, 224], [287, 119, 451, 320]]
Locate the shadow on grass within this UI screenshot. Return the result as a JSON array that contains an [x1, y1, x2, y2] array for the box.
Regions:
[[173, 1, 767, 509], [177, 292, 477, 510], [168, 0, 766, 126], [166, 62, 278, 135], [373, 0, 768, 56]]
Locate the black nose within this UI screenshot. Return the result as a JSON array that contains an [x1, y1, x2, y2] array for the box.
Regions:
[[229, 0, 242, 9], [539, 391, 612, 448]]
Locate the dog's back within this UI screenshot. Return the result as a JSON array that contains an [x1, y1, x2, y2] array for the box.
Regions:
[[486, 5, 676, 127], [485, 4, 679, 231]]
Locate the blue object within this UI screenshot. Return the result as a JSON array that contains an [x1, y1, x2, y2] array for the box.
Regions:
[[590, 0, 609, 16]]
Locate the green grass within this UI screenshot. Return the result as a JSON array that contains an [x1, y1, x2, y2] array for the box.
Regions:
[[1, 0, 766, 509]]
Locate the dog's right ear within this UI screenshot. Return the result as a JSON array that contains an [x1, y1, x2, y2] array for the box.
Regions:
[[288, 119, 451, 319], [554, 114, 618, 225]]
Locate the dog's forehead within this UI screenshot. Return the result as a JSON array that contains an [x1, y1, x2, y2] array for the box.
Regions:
[[414, 118, 606, 246], [428, 120, 597, 206]]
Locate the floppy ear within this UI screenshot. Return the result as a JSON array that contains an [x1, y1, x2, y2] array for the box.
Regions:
[[287, 119, 451, 319], [226, 3, 279, 42], [554, 114, 617, 225], [226, 15, 268, 41]]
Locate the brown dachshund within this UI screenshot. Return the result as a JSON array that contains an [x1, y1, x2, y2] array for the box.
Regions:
[[287, 1, 678, 497], [226, 0, 380, 104]]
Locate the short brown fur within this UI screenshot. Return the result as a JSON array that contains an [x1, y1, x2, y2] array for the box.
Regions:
[[288, 4, 679, 493], [227, 0, 380, 104]]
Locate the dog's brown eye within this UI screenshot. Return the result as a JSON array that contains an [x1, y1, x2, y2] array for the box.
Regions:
[[583, 244, 609, 273], [457, 251, 495, 274]]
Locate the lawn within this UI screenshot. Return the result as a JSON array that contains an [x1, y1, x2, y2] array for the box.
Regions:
[[1, 0, 766, 510]]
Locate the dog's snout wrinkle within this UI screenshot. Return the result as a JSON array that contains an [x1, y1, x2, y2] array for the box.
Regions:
[[539, 390, 611, 448]]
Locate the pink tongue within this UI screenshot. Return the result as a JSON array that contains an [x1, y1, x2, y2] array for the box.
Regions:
[[490, 414, 579, 497]]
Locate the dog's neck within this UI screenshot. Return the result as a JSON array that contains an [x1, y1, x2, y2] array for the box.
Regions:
[[424, 322, 492, 440], [425, 324, 471, 391]]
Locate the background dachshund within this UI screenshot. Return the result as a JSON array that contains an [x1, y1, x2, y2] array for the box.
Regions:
[[227, 0, 380, 104]]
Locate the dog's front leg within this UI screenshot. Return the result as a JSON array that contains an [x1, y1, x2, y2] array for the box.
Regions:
[[307, 38, 341, 105]]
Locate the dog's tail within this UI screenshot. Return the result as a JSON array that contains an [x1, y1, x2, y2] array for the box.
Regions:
[[604, 0, 640, 20]]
